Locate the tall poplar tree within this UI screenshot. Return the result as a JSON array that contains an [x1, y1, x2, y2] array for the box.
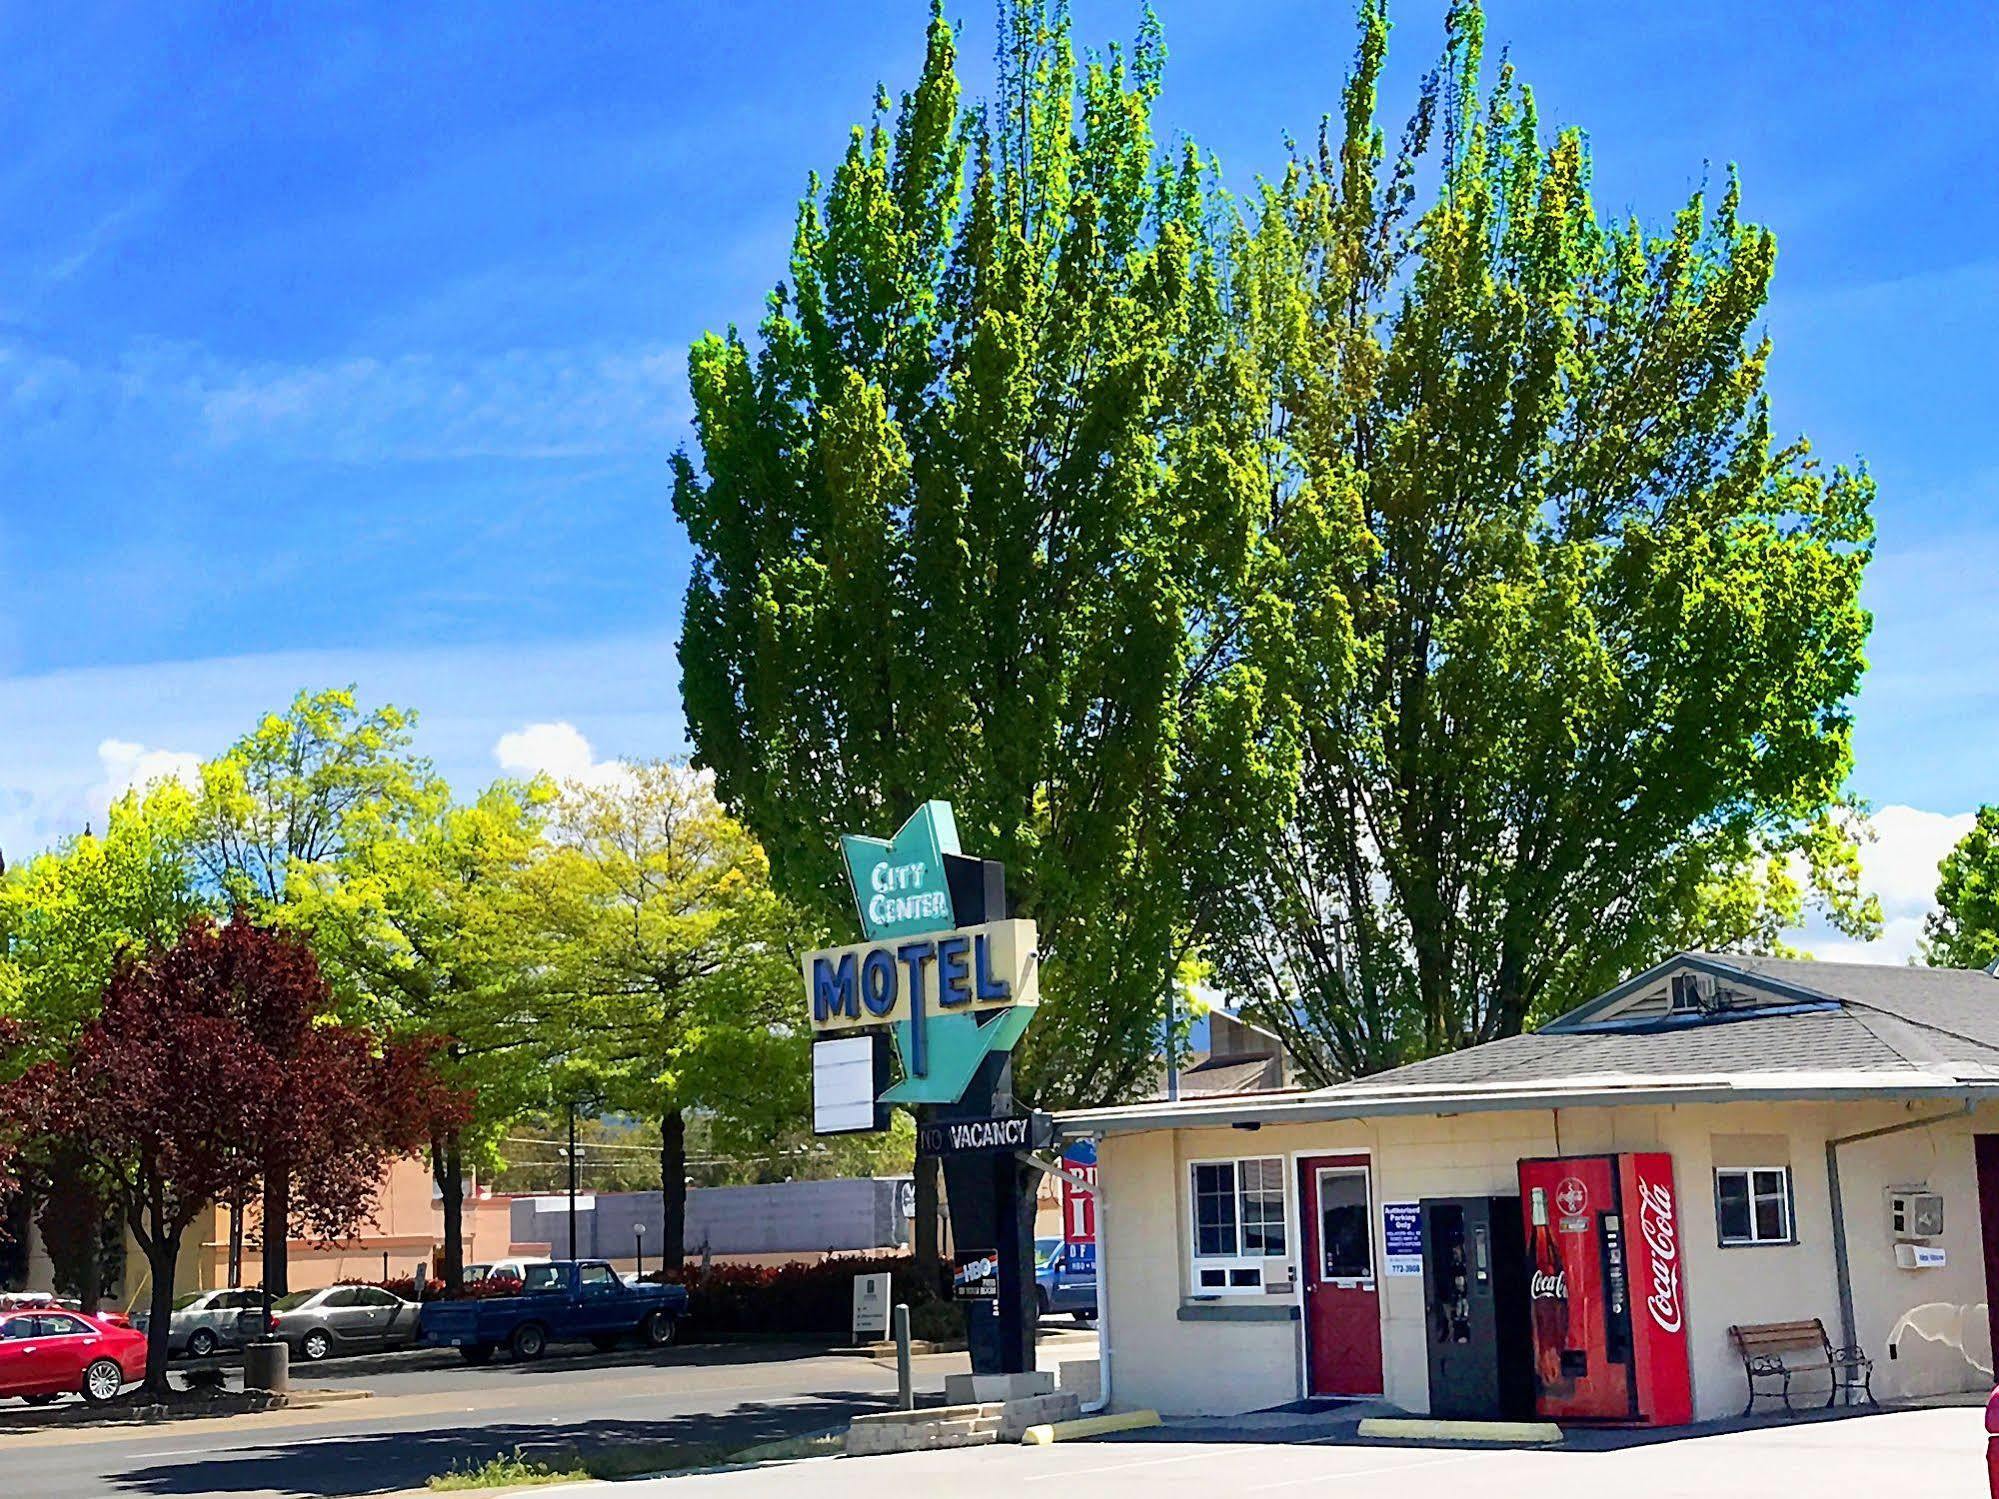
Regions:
[[673, 1, 1305, 1107], [1207, 1, 1879, 1082]]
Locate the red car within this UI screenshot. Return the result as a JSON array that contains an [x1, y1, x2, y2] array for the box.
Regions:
[[0, 1308, 148, 1405]]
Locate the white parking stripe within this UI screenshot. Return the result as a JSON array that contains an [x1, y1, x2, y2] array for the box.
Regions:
[[1020, 1445, 1267, 1482], [1243, 1451, 1485, 1491]]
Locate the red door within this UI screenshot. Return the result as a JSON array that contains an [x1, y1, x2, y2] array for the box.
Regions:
[[1300, 1154, 1384, 1396]]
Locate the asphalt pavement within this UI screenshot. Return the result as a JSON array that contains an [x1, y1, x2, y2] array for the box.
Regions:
[[0, 1333, 1095, 1499]]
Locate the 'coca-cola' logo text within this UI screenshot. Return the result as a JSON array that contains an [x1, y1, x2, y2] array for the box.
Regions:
[[1634, 1175, 1682, 1334], [1530, 1269, 1567, 1300]]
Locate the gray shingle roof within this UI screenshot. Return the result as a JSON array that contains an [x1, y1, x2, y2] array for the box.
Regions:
[[1350, 953, 1999, 1093]]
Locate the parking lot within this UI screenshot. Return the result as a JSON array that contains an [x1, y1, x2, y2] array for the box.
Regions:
[[0, 1332, 1099, 1499]]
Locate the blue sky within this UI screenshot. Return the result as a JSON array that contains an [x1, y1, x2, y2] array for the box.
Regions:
[[3, 1, 1996, 957]]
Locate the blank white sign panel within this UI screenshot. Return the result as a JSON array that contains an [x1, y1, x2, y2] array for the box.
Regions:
[[814, 1035, 878, 1134]]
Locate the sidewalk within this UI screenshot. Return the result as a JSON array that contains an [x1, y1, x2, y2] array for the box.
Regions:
[[582, 1403, 1989, 1498]]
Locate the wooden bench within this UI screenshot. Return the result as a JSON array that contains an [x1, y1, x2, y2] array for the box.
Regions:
[[1728, 1319, 1874, 1415]]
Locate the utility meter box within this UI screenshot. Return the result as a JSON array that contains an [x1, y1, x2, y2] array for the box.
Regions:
[[1888, 1189, 1944, 1239]]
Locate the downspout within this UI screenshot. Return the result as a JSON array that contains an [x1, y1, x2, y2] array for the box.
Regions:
[[1081, 1146, 1111, 1414], [1825, 1099, 1975, 1356]]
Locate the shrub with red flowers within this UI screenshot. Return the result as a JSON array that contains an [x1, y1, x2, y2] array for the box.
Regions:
[[336, 1274, 445, 1301], [640, 1255, 960, 1343]]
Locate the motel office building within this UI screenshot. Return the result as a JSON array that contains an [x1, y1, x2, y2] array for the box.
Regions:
[[1059, 953, 1999, 1422]]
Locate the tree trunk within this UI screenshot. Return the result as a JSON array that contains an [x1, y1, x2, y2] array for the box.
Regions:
[[434, 1132, 465, 1291], [142, 1233, 179, 1396], [260, 1169, 290, 1297], [1493, 940, 1530, 1040], [227, 1188, 245, 1289], [76, 1227, 101, 1315], [0, 1188, 30, 1288], [912, 1118, 942, 1299], [659, 1110, 687, 1272]]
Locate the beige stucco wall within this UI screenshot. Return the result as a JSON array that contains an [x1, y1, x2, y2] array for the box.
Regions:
[[1095, 1098, 1998, 1421]]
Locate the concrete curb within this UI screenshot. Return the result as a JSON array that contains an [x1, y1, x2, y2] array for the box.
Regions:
[[1356, 1417, 1564, 1444], [0, 1386, 373, 1433], [1021, 1410, 1162, 1444], [847, 1392, 1083, 1455]]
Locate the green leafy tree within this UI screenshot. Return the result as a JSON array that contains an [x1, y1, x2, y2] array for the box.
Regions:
[[0, 782, 208, 1306], [0, 782, 209, 1048], [194, 687, 449, 1290], [537, 763, 819, 1270], [671, 1, 1300, 1108], [291, 779, 557, 1288], [1208, 1, 1878, 1083], [196, 687, 445, 910], [1925, 808, 1999, 970]]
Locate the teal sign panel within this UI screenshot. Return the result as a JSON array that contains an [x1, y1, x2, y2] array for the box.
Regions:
[[840, 801, 960, 942]]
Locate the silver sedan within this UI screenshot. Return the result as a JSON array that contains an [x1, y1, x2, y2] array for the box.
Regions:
[[134, 1289, 263, 1359], [266, 1285, 421, 1362]]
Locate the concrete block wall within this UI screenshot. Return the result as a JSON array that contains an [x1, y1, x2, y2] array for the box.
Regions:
[[509, 1176, 912, 1261]]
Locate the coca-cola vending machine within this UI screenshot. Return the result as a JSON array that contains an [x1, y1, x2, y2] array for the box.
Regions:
[[1516, 1153, 1691, 1426]]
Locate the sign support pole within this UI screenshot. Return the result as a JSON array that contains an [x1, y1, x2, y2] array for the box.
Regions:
[[938, 1048, 1036, 1374]]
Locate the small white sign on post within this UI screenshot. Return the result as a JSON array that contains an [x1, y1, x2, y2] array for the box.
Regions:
[[852, 1271, 891, 1342]]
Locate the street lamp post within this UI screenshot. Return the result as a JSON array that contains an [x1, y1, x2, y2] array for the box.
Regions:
[[634, 1224, 646, 1282], [566, 1100, 579, 1260]]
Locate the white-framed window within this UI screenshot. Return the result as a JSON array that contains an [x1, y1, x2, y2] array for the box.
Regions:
[[1189, 1157, 1287, 1294], [1715, 1166, 1793, 1245]]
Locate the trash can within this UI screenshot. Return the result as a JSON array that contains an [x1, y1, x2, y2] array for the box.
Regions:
[[244, 1338, 289, 1395]]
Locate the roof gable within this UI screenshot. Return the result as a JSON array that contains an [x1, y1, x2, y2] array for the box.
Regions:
[[1357, 951, 1999, 1095], [1544, 953, 1841, 1032]]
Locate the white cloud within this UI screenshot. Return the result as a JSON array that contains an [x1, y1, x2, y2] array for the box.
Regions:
[[1861, 806, 1977, 916], [1811, 915, 1932, 968], [195, 346, 686, 463], [2, 337, 688, 466], [0, 633, 685, 864], [1793, 804, 1977, 966], [91, 737, 201, 810], [493, 720, 630, 791]]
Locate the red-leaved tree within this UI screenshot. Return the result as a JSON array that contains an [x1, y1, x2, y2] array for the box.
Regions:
[[232, 916, 473, 1298], [23, 917, 470, 1394], [0, 1018, 28, 1209], [22, 927, 268, 1390]]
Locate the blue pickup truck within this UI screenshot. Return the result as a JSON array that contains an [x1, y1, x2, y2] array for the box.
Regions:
[[420, 1260, 688, 1364], [1035, 1236, 1097, 1323]]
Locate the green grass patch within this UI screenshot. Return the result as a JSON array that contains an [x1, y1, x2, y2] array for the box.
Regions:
[[426, 1439, 747, 1491], [427, 1449, 589, 1491]]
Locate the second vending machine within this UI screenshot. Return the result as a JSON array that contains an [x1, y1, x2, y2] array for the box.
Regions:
[[1515, 1153, 1692, 1426]]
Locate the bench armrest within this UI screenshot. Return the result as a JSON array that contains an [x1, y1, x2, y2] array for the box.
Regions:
[[1746, 1354, 1789, 1377], [1828, 1347, 1871, 1369]]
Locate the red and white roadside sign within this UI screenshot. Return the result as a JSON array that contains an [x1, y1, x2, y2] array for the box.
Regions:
[[1061, 1141, 1097, 1269]]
